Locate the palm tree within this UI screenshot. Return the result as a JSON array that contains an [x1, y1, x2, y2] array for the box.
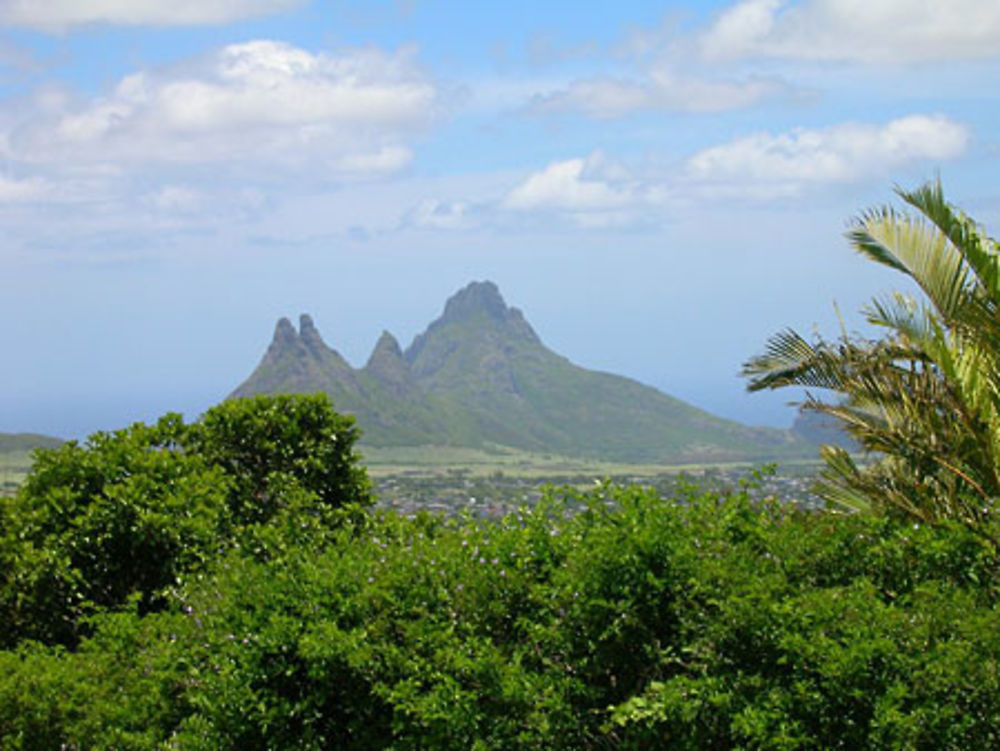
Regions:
[[744, 181, 1000, 540]]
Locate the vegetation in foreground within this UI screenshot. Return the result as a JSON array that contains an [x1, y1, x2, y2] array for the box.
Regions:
[[1, 393, 999, 750]]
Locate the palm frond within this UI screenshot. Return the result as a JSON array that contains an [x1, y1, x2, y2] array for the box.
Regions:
[[850, 210, 971, 321], [746, 180, 1000, 535], [898, 180, 1000, 303], [862, 292, 936, 344]]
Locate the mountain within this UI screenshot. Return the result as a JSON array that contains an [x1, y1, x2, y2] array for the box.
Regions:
[[791, 409, 859, 453], [0, 432, 63, 453], [231, 281, 812, 463]]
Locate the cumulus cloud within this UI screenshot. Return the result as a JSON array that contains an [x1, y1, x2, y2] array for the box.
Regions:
[[500, 152, 668, 228], [3, 40, 435, 178], [473, 114, 970, 230], [528, 69, 784, 117], [700, 0, 1000, 63], [144, 184, 205, 213], [0, 0, 303, 30], [504, 155, 633, 212], [406, 199, 473, 230], [685, 115, 970, 189]]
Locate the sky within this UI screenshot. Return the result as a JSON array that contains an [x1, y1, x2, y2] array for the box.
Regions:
[[1, 0, 999, 439]]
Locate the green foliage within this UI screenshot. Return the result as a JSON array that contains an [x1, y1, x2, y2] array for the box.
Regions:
[[0, 607, 193, 751], [0, 415, 229, 647], [4, 476, 1000, 749], [3, 389, 999, 747], [0, 394, 369, 648], [189, 393, 370, 524], [745, 181, 1000, 537]]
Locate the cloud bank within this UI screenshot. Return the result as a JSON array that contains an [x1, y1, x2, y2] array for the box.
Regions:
[[477, 114, 970, 229], [700, 0, 1000, 63], [528, 70, 786, 118], [685, 115, 970, 186], [3, 41, 435, 179], [0, 0, 303, 30]]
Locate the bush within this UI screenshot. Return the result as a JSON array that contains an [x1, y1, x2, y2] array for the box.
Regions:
[[0, 394, 369, 648], [3, 451, 999, 748]]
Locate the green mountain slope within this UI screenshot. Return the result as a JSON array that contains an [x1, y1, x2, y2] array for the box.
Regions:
[[0, 433, 63, 453], [231, 281, 811, 463]]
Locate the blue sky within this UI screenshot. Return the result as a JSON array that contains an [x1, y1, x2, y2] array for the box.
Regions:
[[1, 0, 998, 438]]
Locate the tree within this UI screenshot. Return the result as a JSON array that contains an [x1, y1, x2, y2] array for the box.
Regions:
[[189, 393, 371, 525], [0, 414, 229, 646], [0, 393, 370, 647], [743, 181, 1000, 538]]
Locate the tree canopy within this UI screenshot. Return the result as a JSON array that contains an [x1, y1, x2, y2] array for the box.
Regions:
[[0, 393, 369, 647]]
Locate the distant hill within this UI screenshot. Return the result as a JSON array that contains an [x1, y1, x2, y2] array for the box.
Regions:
[[232, 281, 814, 464], [0, 433, 63, 453], [791, 409, 859, 453]]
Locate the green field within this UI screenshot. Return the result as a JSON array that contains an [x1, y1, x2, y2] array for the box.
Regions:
[[0, 450, 34, 496], [359, 442, 822, 478], [0, 437, 824, 513], [1, 440, 823, 497], [0, 433, 64, 496]]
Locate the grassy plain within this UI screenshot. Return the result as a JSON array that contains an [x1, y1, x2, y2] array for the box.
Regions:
[[0, 450, 33, 496], [0, 434, 63, 496], [1, 439, 824, 507], [361, 444, 826, 513], [360, 442, 821, 478]]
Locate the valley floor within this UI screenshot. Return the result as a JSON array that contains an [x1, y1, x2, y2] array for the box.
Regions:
[[362, 444, 824, 515]]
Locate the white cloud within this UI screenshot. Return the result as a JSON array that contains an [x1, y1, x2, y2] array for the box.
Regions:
[[3, 40, 435, 178], [499, 152, 670, 229], [140, 184, 269, 228], [435, 114, 972, 232], [700, 0, 1000, 63], [0, 39, 436, 253], [407, 199, 472, 230], [329, 146, 414, 177], [0, 0, 302, 30], [0, 173, 48, 201], [685, 115, 970, 189], [144, 184, 204, 213], [528, 69, 784, 117], [504, 154, 634, 212]]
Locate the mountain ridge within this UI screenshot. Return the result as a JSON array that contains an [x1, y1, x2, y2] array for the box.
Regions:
[[231, 281, 814, 463]]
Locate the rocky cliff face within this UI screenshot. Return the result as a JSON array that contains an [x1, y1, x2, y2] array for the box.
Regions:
[[230, 281, 813, 462], [365, 331, 414, 398], [230, 314, 358, 399]]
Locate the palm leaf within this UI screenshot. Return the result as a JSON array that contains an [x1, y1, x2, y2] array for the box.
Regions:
[[898, 180, 1000, 303], [849, 210, 971, 321], [746, 180, 1000, 536]]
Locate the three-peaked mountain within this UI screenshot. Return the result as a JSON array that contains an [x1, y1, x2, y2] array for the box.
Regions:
[[231, 281, 810, 463]]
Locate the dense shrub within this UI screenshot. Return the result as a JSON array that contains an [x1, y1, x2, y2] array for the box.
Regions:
[[4, 475, 1000, 749], [3, 397, 1000, 748], [0, 394, 369, 648]]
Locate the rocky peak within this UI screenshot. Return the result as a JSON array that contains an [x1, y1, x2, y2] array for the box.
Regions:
[[440, 281, 509, 324], [272, 316, 298, 347], [368, 330, 404, 364], [299, 313, 326, 352], [264, 316, 305, 361], [405, 281, 542, 366], [364, 330, 413, 392]]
